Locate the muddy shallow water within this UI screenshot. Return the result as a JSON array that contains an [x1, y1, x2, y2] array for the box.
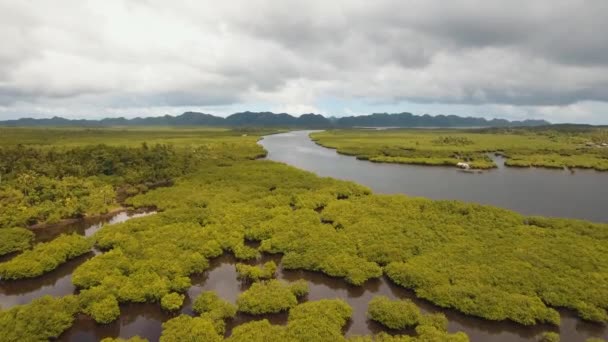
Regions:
[[0, 210, 155, 309], [53, 253, 607, 341]]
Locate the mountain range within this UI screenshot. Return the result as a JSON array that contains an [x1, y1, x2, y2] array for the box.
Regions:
[[0, 111, 550, 128]]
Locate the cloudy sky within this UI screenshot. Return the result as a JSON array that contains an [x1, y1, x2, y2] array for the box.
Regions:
[[1, 1, 607, 123]]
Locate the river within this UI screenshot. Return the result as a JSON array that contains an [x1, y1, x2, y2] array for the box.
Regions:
[[1, 132, 607, 341], [259, 130, 608, 223]]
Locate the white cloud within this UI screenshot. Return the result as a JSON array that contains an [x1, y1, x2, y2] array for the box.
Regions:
[[0, 0, 607, 123]]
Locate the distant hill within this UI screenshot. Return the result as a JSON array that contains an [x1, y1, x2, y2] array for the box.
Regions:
[[0, 111, 550, 128], [335, 112, 549, 128]]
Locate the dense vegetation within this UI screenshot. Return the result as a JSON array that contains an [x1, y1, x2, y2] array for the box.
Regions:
[[367, 296, 421, 329], [0, 227, 34, 256], [160, 314, 222, 342], [228, 299, 353, 341], [236, 261, 277, 282], [0, 127, 268, 227], [0, 234, 91, 279], [192, 291, 237, 334], [1, 127, 607, 341], [359, 298, 468, 341], [160, 292, 185, 311], [236, 279, 309, 314], [101, 337, 148, 342], [0, 295, 79, 341], [311, 127, 608, 170]]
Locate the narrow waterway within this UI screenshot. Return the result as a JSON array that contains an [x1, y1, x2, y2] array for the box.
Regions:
[[58, 254, 608, 342], [1, 136, 607, 341], [259, 131, 608, 222], [0, 210, 155, 309]]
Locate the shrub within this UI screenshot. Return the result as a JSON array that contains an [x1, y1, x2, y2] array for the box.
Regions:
[[100, 337, 148, 342], [0, 295, 79, 341], [0, 234, 91, 279], [235, 261, 277, 282], [0, 227, 34, 256], [226, 300, 353, 342], [288, 279, 310, 297], [79, 286, 121, 324], [192, 291, 237, 335], [161, 292, 185, 311], [237, 280, 305, 314], [192, 291, 237, 321], [367, 296, 421, 330], [539, 332, 560, 342], [159, 315, 222, 342], [226, 319, 285, 342]]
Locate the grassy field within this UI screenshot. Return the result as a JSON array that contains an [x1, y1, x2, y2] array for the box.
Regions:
[[1, 126, 607, 341], [0, 127, 272, 227], [0, 126, 281, 148], [311, 126, 608, 170]]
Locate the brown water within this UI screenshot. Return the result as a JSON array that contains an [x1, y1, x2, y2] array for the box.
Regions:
[[32, 210, 155, 243], [0, 210, 155, 309], [55, 253, 608, 342]]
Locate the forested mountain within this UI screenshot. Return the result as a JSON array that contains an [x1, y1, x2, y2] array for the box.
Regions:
[[0, 111, 550, 128], [334, 112, 549, 127]]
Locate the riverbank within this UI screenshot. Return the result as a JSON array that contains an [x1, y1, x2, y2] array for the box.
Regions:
[[261, 131, 608, 222], [310, 128, 608, 171]]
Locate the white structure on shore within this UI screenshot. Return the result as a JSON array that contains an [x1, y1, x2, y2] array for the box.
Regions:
[[456, 162, 470, 169]]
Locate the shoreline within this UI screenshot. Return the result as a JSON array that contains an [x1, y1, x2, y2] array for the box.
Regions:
[[27, 207, 127, 230]]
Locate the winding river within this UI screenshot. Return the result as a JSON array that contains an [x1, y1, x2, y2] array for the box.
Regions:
[[1, 132, 607, 341], [260, 130, 608, 223]]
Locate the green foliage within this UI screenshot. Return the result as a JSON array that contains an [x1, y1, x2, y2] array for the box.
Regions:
[[355, 302, 468, 341], [161, 292, 185, 311], [91, 155, 608, 325], [0, 295, 79, 341], [367, 296, 421, 329], [192, 291, 237, 319], [226, 299, 353, 342], [311, 128, 608, 171], [237, 279, 307, 314], [585, 338, 607, 342], [100, 337, 149, 342], [0, 233, 91, 279], [0, 227, 34, 256], [192, 291, 237, 334], [79, 286, 121, 323], [539, 332, 560, 342], [364, 296, 467, 342], [433, 136, 475, 146], [288, 299, 353, 328], [236, 261, 277, 282], [0, 173, 117, 227], [0, 127, 267, 227], [160, 314, 223, 342], [288, 279, 310, 297], [5, 127, 608, 341], [226, 319, 285, 342], [348, 330, 469, 342]]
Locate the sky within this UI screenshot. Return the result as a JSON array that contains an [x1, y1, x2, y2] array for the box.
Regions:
[[1, 1, 607, 124]]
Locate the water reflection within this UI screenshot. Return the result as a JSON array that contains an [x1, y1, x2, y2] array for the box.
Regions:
[[32, 210, 156, 243], [0, 253, 93, 308], [0, 210, 156, 309], [57, 253, 607, 342]]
